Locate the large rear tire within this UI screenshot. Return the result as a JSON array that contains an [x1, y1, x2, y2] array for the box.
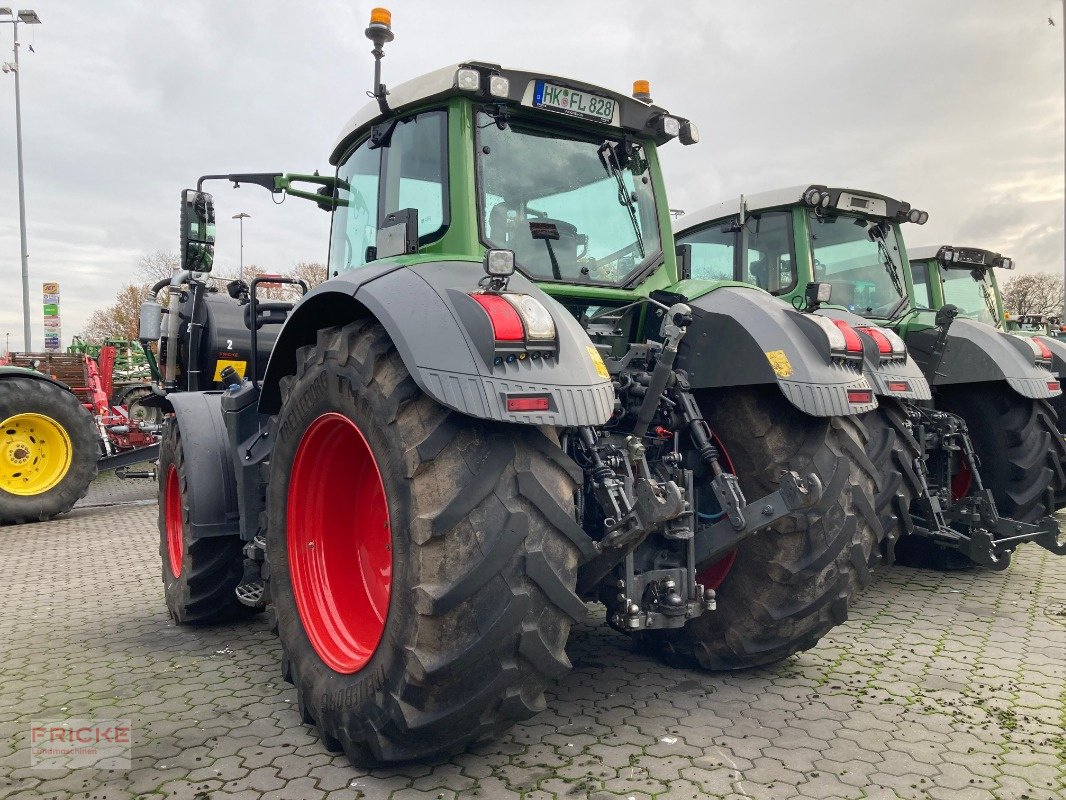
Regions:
[[643, 386, 880, 671], [157, 416, 252, 623], [861, 403, 921, 564], [265, 320, 587, 764], [938, 385, 1064, 524], [0, 377, 98, 525]]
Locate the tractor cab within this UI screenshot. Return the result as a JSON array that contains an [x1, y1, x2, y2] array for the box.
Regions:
[[675, 185, 929, 322], [908, 245, 1009, 329]]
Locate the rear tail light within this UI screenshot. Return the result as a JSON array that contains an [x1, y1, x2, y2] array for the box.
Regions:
[[887, 381, 910, 392], [847, 389, 873, 404], [506, 395, 550, 412], [1024, 336, 1053, 365], [470, 292, 558, 347], [856, 325, 907, 359], [1048, 381, 1061, 392], [470, 293, 524, 341], [805, 314, 849, 356], [831, 320, 864, 354]]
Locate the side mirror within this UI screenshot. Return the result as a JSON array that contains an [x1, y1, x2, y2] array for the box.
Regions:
[[315, 184, 335, 212], [180, 189, 216, 273], [676, 243, 692, 281], [935, 304, 958, 329], [805, 281, 832, 308]]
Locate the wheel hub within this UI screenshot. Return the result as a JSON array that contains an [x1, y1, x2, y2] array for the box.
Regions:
[[287, 412, 392, 674], [0, 413, 74, 496]]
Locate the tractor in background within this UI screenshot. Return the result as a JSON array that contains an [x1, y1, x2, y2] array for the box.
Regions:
[[676, 186, 1065, 569]]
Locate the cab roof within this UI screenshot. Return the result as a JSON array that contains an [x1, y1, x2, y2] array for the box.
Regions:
[[676, 184, 919, 233], [330, 61, 689, 164], [909, 245, 1012, 269]]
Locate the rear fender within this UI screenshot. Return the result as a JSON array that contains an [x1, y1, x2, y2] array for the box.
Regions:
[[259, 260, 614, 425], [908, 318, 1061, 400], [168, 391, 240, 539], [818, 309, 932, 401], [675, 285, 877, 417], [1035, 335, 1066, 382]]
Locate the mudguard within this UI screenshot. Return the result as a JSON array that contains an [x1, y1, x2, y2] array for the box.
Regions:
[[168, 391, 240, 540], [259, 259, 614, 425], [906, 318, 1062, 400], [819, 309, 932, 402], [672, 285, 877, 417], [0, 365, 74, 393]]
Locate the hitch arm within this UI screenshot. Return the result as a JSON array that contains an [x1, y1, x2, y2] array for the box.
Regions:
[[693, 470, 822, 565]]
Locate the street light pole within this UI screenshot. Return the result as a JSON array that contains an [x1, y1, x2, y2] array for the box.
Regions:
[[1, 8, 41, 352], [233, 212, 250, 283]]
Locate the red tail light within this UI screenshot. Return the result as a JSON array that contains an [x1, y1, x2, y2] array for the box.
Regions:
[[506, 395, 550, 412], [831, 320, 864, 354], [470, 293, 524, 341], [887, 381, 910, 392], [1035, 338, 1053, 360], [847, 389, 873, 404], [861, 327, 893, 354], [1048, 381, 1060, 392]]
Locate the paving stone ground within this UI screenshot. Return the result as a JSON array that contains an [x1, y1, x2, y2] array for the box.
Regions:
[[1, 473, 1063, 800]]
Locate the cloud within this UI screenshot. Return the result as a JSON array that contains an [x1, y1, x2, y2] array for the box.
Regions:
[[0, 0, 1061, 349]]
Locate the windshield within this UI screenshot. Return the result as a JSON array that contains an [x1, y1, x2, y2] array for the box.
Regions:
[[807, 211, 907, 318], [476, 111, 662, 285], [940, 267, 1001, 327]]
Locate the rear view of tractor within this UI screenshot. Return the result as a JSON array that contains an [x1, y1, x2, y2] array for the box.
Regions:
[[676, 186, 1065, 569], [151, 10, 886, 763], [910, 244, 1066, 512]]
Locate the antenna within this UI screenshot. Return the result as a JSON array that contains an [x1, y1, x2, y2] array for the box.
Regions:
[[365, 8, 394, 114]]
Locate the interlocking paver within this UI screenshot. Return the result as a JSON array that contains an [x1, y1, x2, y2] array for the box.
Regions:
[[0, 473, 1063, 799]]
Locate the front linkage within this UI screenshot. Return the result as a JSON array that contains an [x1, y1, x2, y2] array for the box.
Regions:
[[570, 302, 821, 632]]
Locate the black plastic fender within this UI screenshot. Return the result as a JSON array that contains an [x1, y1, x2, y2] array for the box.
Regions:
[[0, 365, 74, 393], [168, 391, 240, 540], [259, 260, 614, 425], [818, 309, 932, 402], [906, 318, 1062, 400], [675, 286, 877, 417]]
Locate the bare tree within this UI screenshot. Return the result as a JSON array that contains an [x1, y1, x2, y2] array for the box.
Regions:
[[83, 284, 152, 342], [1000, 273, 1064, 317], [292, 261, 327, 288], [136, 250, 181, 286]]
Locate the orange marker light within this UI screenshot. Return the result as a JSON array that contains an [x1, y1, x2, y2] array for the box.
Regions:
[[370, 7, 392, 26], [632, 79, 651, 100]]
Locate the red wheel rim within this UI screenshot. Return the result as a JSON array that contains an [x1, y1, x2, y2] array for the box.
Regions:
[[951, 457, 973, 502], [697, 434, 738, 591], [287, 412, 392, 674], [165, 464, 183, 578]]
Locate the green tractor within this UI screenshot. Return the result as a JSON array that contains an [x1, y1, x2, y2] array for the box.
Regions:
[[909, 244, 1066, 509], [675, 186, 1066, 569], [0, 365, 99, 524], [152, 12, 886, 763]]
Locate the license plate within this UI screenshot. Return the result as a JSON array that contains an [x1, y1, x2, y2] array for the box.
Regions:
[[532, 80, 616, 124]]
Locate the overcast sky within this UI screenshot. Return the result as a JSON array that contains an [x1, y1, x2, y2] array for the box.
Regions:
[[0, 0, 1063, 350]]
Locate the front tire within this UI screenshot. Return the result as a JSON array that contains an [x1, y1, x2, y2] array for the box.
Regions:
[[0, 377, 98, 525], [157, 416, 251, 623], [265, 320, 585, 763], [644, 386, 880, 670]]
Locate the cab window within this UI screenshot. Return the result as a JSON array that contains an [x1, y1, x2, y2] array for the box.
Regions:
[[911, 262, 933, 308], [329, 140, 380, 272], [382, 111, 448, 239], [328, 110, 448, 273], [679, 223, 735, 281], [742, 211, 794, 294]]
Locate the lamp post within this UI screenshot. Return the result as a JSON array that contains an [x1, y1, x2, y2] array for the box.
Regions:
[[1, 8, 41, 352], [233, 212, 251, 283]]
